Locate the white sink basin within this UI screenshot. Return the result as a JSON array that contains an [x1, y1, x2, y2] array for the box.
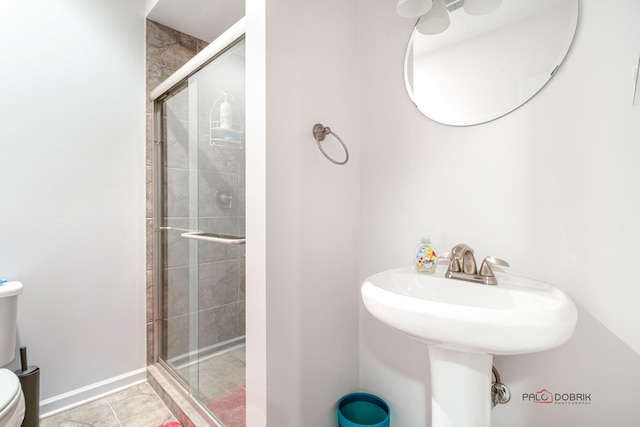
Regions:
[[361, 266, 577, 355], [362, 266, 578, 427]]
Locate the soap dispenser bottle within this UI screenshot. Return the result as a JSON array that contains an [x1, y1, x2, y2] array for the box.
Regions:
[[415, 235, 437, 273], [219, 93, 232, 129]]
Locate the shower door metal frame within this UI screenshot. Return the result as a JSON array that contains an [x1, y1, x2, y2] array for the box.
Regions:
[[150, 18, 246, 426]]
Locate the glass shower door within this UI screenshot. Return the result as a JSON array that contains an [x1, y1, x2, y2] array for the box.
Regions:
[[156, 38, 246, 424]]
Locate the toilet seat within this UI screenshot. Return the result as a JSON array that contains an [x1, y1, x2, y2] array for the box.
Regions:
[[0, 369, 25, 426]]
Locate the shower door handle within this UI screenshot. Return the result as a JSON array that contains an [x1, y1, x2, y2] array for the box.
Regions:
[[180, 232, 246, 246]]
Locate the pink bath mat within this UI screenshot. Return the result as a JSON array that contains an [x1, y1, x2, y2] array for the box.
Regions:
[[206, 386, 246, 427]]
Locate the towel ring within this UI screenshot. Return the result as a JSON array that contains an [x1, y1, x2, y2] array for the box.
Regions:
[[312, 123, 349, 165]]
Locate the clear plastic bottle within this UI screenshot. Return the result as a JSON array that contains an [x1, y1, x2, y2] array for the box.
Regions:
[[415, 235, 437, 273], [220, 94, 233, 129]]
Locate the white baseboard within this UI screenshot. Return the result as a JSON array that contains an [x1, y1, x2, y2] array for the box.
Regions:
[[39, 368, 147, 418]]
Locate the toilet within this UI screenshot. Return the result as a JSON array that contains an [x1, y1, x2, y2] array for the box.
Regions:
[[0, 281, 25, 427]]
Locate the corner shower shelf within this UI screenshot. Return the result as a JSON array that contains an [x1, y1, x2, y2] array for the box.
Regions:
[[210, 122, 244, 148]]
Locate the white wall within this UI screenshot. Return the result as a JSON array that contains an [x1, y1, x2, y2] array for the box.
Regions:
[[260, 0, 361, 425], [245, 0, 267, 424], [3, 2, 637, 426], [145, 0, 160, 16], [359, 0, 640, 426], [0, 0, 147, 405]]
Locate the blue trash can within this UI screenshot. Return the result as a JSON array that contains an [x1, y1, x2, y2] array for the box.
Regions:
[[337, 393, 390, 427]]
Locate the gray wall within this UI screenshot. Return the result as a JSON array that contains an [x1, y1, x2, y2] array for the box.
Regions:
[[146, 19, 208, 363]]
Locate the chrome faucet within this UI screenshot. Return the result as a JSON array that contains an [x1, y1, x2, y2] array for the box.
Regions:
[[441, 243, 509, 285]]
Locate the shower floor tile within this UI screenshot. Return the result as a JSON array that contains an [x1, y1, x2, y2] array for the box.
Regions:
[[202, 347, 245, 427], [173, 346, 246, 404], [170, 345, 246, 425], [40, 382, 178, 427]]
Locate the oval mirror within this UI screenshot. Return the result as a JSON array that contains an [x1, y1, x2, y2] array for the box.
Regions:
[[404, 0, 579, 126]]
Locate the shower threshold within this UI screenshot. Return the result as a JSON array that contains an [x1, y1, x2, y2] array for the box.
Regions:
[[148, 363, 219, 426], [149, 337, 246, 427]]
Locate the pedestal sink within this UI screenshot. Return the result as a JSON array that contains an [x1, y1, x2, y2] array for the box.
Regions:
[[361, 266, 577, 427]]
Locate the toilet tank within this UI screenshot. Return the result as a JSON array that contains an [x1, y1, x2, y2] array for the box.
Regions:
[[0, 281, 22, 366]]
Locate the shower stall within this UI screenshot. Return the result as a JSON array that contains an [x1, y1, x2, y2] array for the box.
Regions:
[[151, 24, 246, 426]]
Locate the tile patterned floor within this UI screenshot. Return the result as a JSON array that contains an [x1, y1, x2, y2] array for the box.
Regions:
[[40, 382, 178, 427], [40, 347, 246, 427]]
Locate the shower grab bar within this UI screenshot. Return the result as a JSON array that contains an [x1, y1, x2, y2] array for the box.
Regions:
[[180, 231, 246, 246], [158, 226, 196, 233], [158, 227, 245, 245]]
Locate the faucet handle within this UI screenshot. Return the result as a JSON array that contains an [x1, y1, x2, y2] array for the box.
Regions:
[[437, 252, 461, 272], [479, 256, 510, 277]]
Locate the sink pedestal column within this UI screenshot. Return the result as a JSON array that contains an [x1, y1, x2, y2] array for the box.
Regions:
[[428, 346, 493, 427]]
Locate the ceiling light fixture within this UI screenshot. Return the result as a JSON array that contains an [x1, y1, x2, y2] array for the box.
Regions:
[[397, 0, 433, 18], [416, 0, 450, 35]]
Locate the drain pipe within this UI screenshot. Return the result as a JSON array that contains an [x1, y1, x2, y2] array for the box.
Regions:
[[491, 366, 511, 407]]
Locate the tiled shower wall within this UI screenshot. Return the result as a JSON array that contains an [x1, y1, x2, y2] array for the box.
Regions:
[[146, 19, 206, 364], [146, 20, 245, 365]]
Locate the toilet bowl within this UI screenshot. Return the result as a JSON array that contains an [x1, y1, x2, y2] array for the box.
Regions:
[[0, 369, 25, 427], [0, 281, 25, 427]]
